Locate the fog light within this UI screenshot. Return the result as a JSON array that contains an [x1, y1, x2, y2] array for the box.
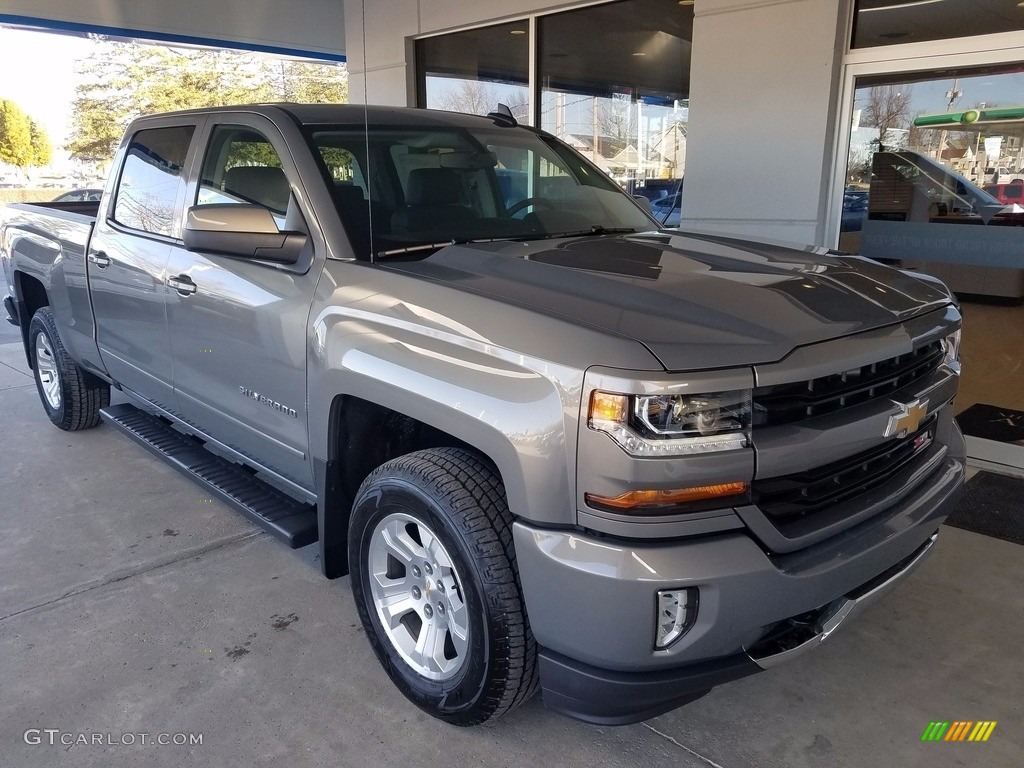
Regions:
[[656, 588, 699, 649]]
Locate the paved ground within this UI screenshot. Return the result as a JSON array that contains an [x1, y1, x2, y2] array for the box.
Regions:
[[1, 339, 1021, 768]]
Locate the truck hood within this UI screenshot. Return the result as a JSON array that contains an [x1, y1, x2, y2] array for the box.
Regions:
[[384, 230, 953, 371]]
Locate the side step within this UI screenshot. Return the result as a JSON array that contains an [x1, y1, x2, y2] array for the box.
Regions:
[[100, 403, 318, 548]]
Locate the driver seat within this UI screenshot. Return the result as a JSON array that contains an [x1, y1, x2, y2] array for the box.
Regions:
[[392, 168, 479, 234]]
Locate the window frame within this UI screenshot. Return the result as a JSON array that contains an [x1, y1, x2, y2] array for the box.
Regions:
[[825, 0, 1024, 248]]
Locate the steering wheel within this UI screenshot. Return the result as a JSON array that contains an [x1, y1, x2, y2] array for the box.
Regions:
[[506, 197, 555, 216]]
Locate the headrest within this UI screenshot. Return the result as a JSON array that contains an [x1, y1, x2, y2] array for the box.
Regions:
[[406, 167, 463, 207], [333, 183, 366, 206], [224, 166, 290, 212]]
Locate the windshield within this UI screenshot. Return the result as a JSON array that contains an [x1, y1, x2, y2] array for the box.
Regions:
[[307, 124, 657, 259], [876, 150, 1009, 218]]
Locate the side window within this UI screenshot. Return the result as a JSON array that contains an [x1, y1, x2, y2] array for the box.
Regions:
[[113, 125, 195, 237], [318, 146, 368, 196], [489, 141, 577, 210], [197, 125, 291, 227]]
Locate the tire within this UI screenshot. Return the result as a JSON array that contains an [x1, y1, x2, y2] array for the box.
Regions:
[[29, 307, 110, 431], [349, 447, 538, 725]]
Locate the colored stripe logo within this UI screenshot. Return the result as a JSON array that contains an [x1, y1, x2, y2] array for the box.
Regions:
[[921, 721, 997, 742]]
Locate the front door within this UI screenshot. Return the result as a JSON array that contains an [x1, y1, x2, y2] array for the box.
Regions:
[[165, 118, 318, 492]]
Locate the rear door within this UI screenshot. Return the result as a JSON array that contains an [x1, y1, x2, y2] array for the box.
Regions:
[[89, 120, 200, 409], [165, 115, 320, 493]]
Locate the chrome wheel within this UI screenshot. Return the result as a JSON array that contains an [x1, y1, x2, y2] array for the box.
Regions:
[[368, 512, 470, 681], [35, 332, 61, 410]]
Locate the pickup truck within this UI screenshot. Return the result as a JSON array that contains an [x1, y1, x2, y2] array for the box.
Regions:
[[1, 104, 965, 726]]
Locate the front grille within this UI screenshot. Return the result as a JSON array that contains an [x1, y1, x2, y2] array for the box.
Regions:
[[753, 340, 943, 426], [753, 416, 937, 521]]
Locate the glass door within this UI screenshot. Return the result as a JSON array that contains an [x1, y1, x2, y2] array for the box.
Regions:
[[839, 63, 1024, 469]]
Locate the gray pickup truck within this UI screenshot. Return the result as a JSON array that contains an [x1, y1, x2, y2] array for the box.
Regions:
[[1, 104, 965, 726]]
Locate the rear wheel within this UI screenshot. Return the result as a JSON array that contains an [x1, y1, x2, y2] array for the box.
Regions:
[[29, 307, 110, 430], [349, 447, 538, 725]]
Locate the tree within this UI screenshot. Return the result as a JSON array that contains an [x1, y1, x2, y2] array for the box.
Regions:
[[861, 85, 914, 152], [67, 42, 349, 163], [435, 79, 528, 121], [596, 95, 637, 153], [0, 98, 34, 168], [273, 60, 348, 103], [28, 119, 52, 167]]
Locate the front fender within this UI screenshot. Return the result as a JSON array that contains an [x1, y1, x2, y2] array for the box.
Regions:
[[308, 302, 582, 526]]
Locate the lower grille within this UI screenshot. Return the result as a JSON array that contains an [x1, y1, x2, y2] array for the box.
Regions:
[[753, 416, 938, 520]]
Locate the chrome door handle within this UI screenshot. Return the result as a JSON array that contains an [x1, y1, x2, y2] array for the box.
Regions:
[[168, 275, 197, 296], [88, 251, 111, 268]]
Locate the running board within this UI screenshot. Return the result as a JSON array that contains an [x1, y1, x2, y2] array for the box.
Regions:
[[100, 403, 318, 548]]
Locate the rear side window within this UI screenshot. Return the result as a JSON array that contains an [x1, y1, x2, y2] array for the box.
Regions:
[[113, 125, 195, 237]]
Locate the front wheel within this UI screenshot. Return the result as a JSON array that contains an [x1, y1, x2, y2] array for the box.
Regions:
[[29, 307, 110, 430], [349, 448, 538, 725]]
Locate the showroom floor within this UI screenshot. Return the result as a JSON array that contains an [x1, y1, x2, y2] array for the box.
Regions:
[[1, 340, 1021, 768]]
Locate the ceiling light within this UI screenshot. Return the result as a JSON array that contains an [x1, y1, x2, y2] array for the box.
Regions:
[[678, 0, 695, 5], [510, 29, 526, 35], [633, 51, 647, 56]]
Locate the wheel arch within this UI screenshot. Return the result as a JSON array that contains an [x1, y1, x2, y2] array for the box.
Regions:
[[315, 391, 537, 579], [13, 271, 49, 369], [311, 376, 577, 581]]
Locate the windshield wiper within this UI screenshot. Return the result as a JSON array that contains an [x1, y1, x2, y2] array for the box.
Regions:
[[375, 241, 455, 259], [375, 235, 532, 260], [548, 226, 637, 238], [373, 227, 638, 259]]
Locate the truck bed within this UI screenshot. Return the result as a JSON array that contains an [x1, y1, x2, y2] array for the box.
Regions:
[[1, 200, 100, 370]]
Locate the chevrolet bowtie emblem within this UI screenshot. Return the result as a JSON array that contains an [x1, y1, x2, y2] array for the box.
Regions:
[[885, 398, 929, 438]]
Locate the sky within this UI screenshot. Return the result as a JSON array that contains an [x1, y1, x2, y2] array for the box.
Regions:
[[0, 28, 95, 147], [853, 66, 1024, 124]]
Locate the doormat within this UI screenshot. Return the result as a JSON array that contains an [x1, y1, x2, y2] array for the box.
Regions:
[[944, 471, 1024, 546], [955, 403, 1024, 445]]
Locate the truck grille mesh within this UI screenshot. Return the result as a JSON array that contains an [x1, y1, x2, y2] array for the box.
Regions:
[[752, 340, 944, 426]]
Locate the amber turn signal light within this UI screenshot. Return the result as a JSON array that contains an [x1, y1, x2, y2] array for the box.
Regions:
[[585, 482, 749, 512], [589, 390, 629, 425]]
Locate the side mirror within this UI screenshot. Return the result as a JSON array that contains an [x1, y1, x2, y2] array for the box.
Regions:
[[184, 204, 307, 264]]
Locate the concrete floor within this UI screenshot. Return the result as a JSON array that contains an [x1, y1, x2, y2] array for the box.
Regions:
[[1, 339, 1021, 768]]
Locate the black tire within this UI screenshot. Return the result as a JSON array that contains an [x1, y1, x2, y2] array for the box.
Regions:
[[349, 447, 538, 725], [28, 307, 110, 431]]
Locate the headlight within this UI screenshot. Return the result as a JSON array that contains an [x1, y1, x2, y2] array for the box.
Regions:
[[942, 329, 961, 370], [589, 389, 751, 457]]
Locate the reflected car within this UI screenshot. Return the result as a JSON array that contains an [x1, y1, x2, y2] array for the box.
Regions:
[[52, 189, 104, 203], [652, 192, 682, 228], [841, 190, 869, 232], [983, 182, 1024, 207]]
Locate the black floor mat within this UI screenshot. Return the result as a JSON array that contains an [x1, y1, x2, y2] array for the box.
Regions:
[[944, 471, 1024, 545], [955, 403, 1024, 445]]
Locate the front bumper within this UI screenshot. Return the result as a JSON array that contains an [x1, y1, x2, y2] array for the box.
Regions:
[[535, 531, 939, 725], [514, 431, 965, 724]]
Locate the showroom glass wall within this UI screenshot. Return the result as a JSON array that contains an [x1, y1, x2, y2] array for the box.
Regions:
[[415, 0, 694, 225], [837, 0, 1024, 466]]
